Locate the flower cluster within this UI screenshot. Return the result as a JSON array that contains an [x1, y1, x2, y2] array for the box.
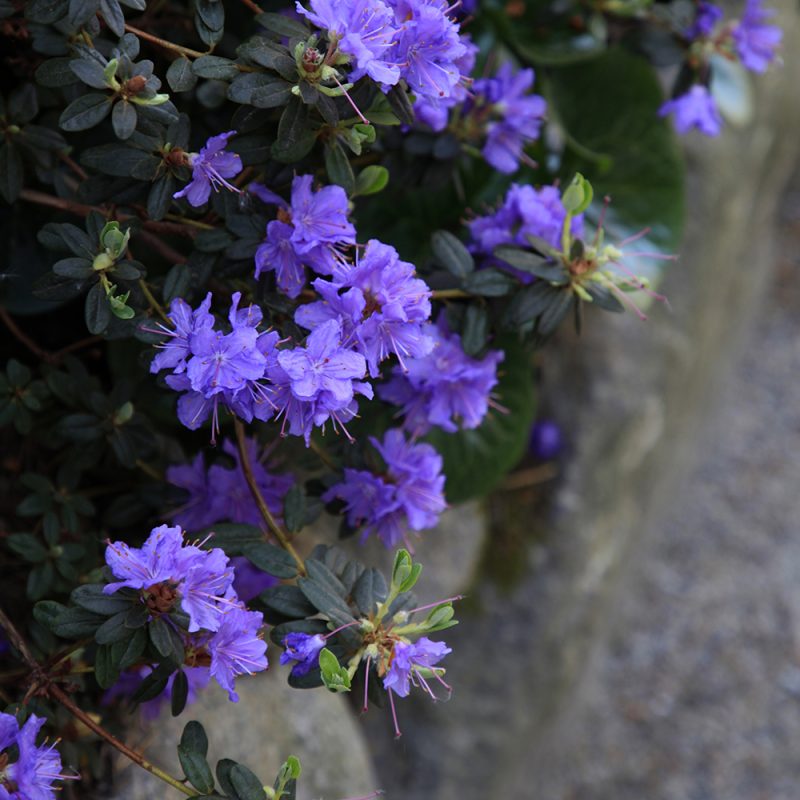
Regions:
[[104, 525, 268, 701], [324, 429, 446, 547], [167, 437, 292, 531], [380, 319, 504, 435], [468, 182, 583, 258], [296, 0, 470, 103], [382, 636, 451, 698], [0, 712, 72, 800], [295, 239, 433, 376], [252, 175, 356, 298], [660, 0, 782, 136]]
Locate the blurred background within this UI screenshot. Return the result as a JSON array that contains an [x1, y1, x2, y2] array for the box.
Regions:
[[113, 2, 800, 799]]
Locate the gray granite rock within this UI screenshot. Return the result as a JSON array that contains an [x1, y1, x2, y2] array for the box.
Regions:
[[111, 667, 378, 800]]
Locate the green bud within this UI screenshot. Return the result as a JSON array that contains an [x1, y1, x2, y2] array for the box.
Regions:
[[103, 58, 120, 89], [130, 92, 170, 106], [92, 252, 114, 272], [113, 401, 134, 425], [562, 173, 594, 215], [318, 648, 351, 693]]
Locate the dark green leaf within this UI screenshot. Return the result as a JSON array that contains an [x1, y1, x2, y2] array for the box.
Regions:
[[69, 58, 108, 89], [249, 79, 293, 109], [431, 230, 474, 278], [7, 533, 48, 562], [167, 57, 198, 92], [118, 626, 147, 669], [51, 606, 106, 638], [147, 174, 175, 220], [99, 0, 124, 36], [85, 282, 111, 335], [463, 268, 516, 297], [324, 139, 355, 195], [200, 523, 263, 555], [258, 585, 317, 620], [255, 11, 309, 40], [27, 561, 54, 600], [71, 584, 136, 615], [171, 670, 189, 716], [60, 93, 112, 132], [36, 58, 79, 87], [193, 56, 241, 81], [460, 304, 488, 356], [163, 264, 191, 303], [386, 83, 415, 125], [242, 542, 298, 579], [181, 721, 209, 756], [149, 617, 184, 663], [53, 258, 94, 279], [271, 98, 316, 163], [352, 568, 387, 617], [502, 283, 556, 329], [178, 746, 216, 794], [586, 282, 625, 312], [95, 643, 120, 689], [95, 610, 133, 644], [112, 100, 137, 140], [230, 764, 266, 800], [494, 247, 566, 282]]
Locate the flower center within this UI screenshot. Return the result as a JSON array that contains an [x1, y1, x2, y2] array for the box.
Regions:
[[144, 581, 179, 614]]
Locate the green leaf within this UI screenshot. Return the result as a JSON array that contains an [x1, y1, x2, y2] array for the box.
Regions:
[[59, 93, 112, 132], [431, 230, 474, 278], [95, 610, 133, 644], [199, 523, 263, 555], [112, 99, 137, 139], [297, 574, 354, 627], [180, 720, 208, 756], [95, 643, 120, 689], [85, 282, 111, 335], [149, 617, 184, 663], [353, 165, 389, 197], [386, 83, 415, 125], [462, 268, 516, 297], [282, 484, 308, 534], [230, 764, 266, 800], [27, 561, 54, 600], [324, 139, 355, 195], [193, 56, 240, 81], [167, 56, 198, 92], [53, 258, 94, 279], [547, 49, 685, 254], [71, 584, 136, 615], [242, 542, 298, 579], [258, 585, 317, 620], [271, 97, 316, 163], [352, 568, 388, 617], [0, 142, 23, 203], [178, 746, 216, 794], [254, 11, 309, 39], [7, 533, 48, 562], [171, 670, 189, 716], [318, 648, 351, 693], [117, 626, 147, 669], [163, 264, 191, 303], [494, 247, 566, 283], [426, 338, 536, 502], [460, 304, 488, 357], [50, 606, 106, 639]]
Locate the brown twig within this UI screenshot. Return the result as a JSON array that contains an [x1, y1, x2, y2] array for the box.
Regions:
[[0, 607, 196, 797], [233, 419, 306, 575], [238, 0, 264, 14], [124, 24, 207, 59], [431, 289, 469, 300], [0, 307, 56, 364]]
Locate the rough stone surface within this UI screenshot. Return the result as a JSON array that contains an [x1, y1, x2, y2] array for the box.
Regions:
[[525, 188, 800, 799], [357, 3, 800, 798], [111, 667, 378, 800]]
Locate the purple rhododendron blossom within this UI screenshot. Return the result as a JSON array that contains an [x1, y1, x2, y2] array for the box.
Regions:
[[659, 85, 722, 137], [733, 0, 782, 73], [379, 319, 503, 435], [324, 429, 446, 547], [208, 607, 268, 702], [0, 713, 71, 800], [382, 636, 451, 698], [469, 183, 583, 256], [296, 0, 401, 85], [473, 64, 546, 174], [295, 239, 433, 377], [173, 131, 242, 207], [280, 632, 326, 676], [252, 175, 357, 297], [269, 319, 372, 445], [685, 1, 723, 38], [391, 0, 467, 102], [103, 524, 235, 633]]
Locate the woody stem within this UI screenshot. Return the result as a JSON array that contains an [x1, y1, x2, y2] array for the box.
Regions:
[[233, 418, 306, 575]]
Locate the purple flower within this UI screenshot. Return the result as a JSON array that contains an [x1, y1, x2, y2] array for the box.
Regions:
[[469, 183, 583, 256], [296, 0, 401, 85], [382, 636, 451, 698], [150, 294, 214, 375], [166, 452, 225, 531], [379, 319, 503, 435], [231, 557, 279, 604], [269, 319, 372, 445], [685, 1, 723, 38], [208, 607, 268, 702], [295, 239, 433, 377], [252, 176, 357, 297], [173, 131, 243, 208], [280, 632, 326, 676], [3, 714, 72, 800], [658, 85, 722, 136], [324, 429, 446, 547], [391, 1, 468, 102], [104, 524, 235, 633], [255, 220, 306, 299], [733, 0, 782, 73], [529, 419, 563, 460], [473, 64, 546, 174]]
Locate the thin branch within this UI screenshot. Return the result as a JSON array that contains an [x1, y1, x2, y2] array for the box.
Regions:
[[238, 0, 264, 14], [0, 307, 55, 364], [431, 289, 469, 300], [0, 607, 196, 797], [233, 419, 306, 576], [51, 335, 104, 361], [124, 24, 207, 59]]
